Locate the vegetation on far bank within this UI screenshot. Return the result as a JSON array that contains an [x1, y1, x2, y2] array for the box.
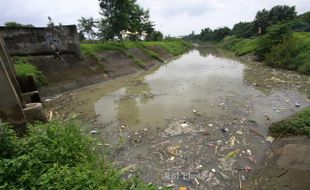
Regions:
[[184, 5, 310, 75], [0, 119, 165, 190], [13, 56, 47, 86], [270, 107, 310, 136]]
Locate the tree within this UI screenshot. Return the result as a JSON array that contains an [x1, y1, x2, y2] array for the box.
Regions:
[[4, 21, 34, 27], [200, 28, 213, 41], [255, 22, 292, 60], [232, 22, 255, 38], [147, 31, 163, 41], [254, 5, 296, 35], [212, 27, 231, 41], [98, 0, 155, 40], [77, 17, 97, 40]]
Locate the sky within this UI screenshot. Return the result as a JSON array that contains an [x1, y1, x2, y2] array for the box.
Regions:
[[0, 0, 309, 36]]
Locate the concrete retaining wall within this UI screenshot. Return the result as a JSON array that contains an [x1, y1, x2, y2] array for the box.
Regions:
[[0, 25, 81, 57]]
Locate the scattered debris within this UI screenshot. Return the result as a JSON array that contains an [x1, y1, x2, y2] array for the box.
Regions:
[[221, 128, 228, 133], [266, 136, 275, 143], [120, 164, 136, 173], [247, 155, 257, 163], [229, 136, 237, 146], [264, 113, 270, 120], [295, 103, 300, 107], [167, 145, 180, 156], [241, 175, 246, 182], [166, 184, 176, 188], [246, 149, 252, 156], [90, 130, 98, 135], [225, 149, 240, 160], [48, 111, 53, 121], [211, 168, 216, 173], [245, 166, 252, 172], [179, 187, 188, 190], [276, 169, 288, 177], [236, 130, 243, 135], [45, 98, 52, 102], [250, 128, 265, 138]]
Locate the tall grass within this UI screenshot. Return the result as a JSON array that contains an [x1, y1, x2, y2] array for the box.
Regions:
[[0, 120, 164, 189]]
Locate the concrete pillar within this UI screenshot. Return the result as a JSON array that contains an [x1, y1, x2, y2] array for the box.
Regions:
[[0, 35, 25, 107], [0, 35, 27, 134]]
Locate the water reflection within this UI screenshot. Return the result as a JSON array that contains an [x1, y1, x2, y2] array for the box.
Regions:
[[115, 79, 153, 126], [94, 48, 309, 130], [197, 47, 221, 58]]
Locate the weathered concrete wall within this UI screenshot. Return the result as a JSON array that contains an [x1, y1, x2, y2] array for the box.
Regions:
[[0, 25, 81, 57], [0, 35, 27, 133]]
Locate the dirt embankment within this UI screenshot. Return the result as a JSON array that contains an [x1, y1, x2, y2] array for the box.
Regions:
[[30, 46, 172, 97], [243, 136, 310, 190]]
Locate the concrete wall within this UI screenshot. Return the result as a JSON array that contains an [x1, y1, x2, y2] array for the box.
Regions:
[[0, 35, 27, 134], [0, 25, 81, 57]]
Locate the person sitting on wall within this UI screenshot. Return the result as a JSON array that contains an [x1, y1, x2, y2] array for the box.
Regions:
[[46, 31, 62, 59]]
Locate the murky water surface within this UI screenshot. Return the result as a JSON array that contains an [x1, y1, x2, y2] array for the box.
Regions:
[[65, 48, 310, 189]]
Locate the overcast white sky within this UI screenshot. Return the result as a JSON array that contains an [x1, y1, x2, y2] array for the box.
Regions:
[[0, 0, 309, 36]]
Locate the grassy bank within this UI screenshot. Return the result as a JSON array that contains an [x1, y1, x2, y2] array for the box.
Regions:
[[13, 56, 47, 86], [219, 32, 310, 75], [270, 107, 310, 136], [0, 120, 164, 190], [218, 35, 259, 56], [81, 40, 192, 64]]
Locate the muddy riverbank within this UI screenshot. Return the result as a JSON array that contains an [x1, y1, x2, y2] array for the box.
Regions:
[[46, 47, 310, 189]]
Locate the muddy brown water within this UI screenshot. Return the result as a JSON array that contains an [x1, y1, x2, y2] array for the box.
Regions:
[[49, 47, 310, 190]]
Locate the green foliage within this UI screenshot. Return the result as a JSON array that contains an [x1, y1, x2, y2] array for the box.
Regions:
[[0, 124, 18, 159], [219, 35, 259, 56], [270, 107, 310, 136], [13, 57, 47, 86], [146, 31, 164, 41], [254, 5, 296, 35], [98, 0, 155, 40], [78, 17, 97, 40], [4, 21, 34, 27], [81, 40, 192, 59], [141, 40, 192, 56], [292, 11, 310, 32], [254, 22, 292, 60], [199, 27, 231, 42], [264, 32, 310, 74], [232, 22, 255, 38], [0, 120, 162, 189]]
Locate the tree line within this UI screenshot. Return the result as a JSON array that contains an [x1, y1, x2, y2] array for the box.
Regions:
[[183, 5, 310, 42]]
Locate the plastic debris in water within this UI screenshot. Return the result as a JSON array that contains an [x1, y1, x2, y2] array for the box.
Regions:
[[225, 149, 240, 159], [90, 130, 97, 135], [221, 128, 228, 133], [266, 136, 275, 143]]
